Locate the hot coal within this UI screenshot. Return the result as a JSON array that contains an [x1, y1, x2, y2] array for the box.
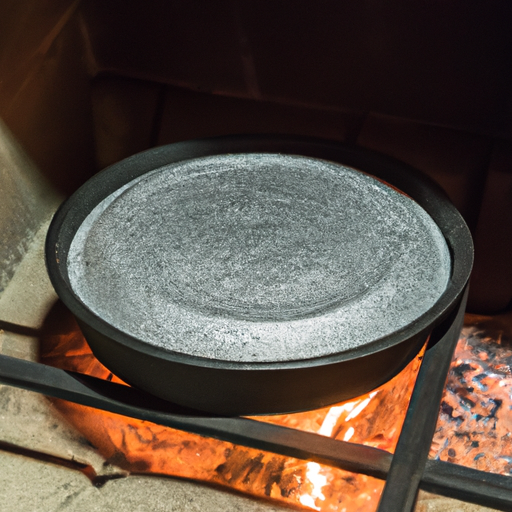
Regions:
[[68, 154, 450, 362], [431, 317, 512, 474]]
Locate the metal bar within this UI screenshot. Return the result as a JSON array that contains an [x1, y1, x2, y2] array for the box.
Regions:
[[0, 352, 390, 480], [376, 287, 469, 512], [0, 320, 41, 337], [423, 460, 512, 512]]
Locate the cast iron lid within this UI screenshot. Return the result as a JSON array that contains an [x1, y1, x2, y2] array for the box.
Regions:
[[46, 135, 473, 371]]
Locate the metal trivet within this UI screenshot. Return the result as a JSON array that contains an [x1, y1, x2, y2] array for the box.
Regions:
[[0, 288, 511, 511]]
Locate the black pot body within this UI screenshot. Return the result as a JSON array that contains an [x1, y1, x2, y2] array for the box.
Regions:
[[46, 135, 473, 415]]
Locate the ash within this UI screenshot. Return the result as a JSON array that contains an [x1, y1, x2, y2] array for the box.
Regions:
[[68, 153, 450, 362]]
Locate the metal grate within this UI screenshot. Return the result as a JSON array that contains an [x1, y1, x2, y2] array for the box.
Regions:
[[1, 287, 511, 510]]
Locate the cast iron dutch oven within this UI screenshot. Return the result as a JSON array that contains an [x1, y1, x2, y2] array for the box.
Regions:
[[45, 135, 473, 415]]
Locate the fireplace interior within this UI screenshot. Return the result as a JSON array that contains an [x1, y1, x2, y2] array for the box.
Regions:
[[1, 1, 512, 511]]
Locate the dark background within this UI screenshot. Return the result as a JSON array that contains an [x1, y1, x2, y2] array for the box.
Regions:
[[1, 0, 511, 312]]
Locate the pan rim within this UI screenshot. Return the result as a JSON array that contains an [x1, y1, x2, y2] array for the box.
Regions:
[[45, 134, 473, 372]]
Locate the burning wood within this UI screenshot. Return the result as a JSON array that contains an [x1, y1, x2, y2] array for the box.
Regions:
[[40, 315, 422, 511]]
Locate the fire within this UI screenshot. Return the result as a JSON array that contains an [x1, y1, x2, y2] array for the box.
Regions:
[[430, 314, 512, 474], [297, 391, 379, 510], [40, 313, 424, 511], [301, 463, 327, 510]]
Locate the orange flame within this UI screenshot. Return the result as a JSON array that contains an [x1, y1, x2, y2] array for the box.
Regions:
[[40, 317, 423, 511]]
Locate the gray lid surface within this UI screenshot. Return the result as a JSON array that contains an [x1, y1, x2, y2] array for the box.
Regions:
[[68, 154, 450, 363]]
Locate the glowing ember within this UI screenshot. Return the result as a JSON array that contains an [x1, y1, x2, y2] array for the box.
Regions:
[[40, 312, 422, 511], [430, 314, 512, 475]]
